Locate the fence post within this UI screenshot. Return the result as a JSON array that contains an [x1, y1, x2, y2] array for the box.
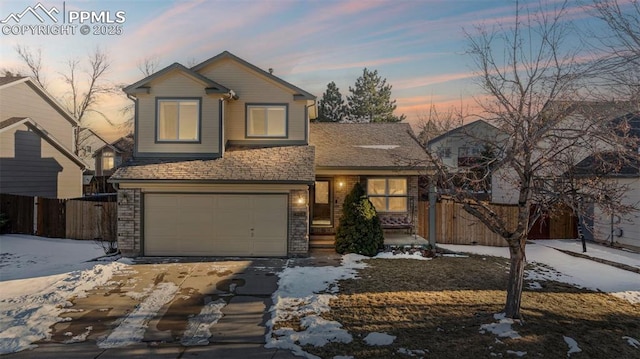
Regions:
[[33, 196, 38, 235], [428, 183, 436, 247]]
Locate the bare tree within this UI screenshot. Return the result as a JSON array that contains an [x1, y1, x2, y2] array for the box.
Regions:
[[15, 45, 47, 89], [419, 1, 638, 319], [591, 0, 640, 101], [119, 55, 162, 134], [416, 104, 464, 146], [11, 46, 114, 154]]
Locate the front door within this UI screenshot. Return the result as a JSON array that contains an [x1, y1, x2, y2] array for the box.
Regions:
[[311, 179, 332, 226]]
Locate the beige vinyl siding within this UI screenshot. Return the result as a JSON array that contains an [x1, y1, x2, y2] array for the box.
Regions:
[[197, 59, 307, 142], [0, 125, 82, 198], [136, 71, 220, 155], [593, 177, 640, 248], [0, 82, 74, 146]]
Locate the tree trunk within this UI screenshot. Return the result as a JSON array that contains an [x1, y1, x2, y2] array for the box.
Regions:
[[504, 238, 526, 318]]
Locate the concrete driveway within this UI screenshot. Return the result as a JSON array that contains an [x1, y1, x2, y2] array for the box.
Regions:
[[5, 258, 299, 358]]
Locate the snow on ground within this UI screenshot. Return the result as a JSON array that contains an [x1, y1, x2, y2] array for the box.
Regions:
[[531, 239, 640, 270], [479, 313, 522, 339], [374, 252, 432, 260], [98, 282, 179, 348], [0, 234, 107, 281], [363, 332, 396, 346], [0, 234, 131, 354], [439, 242, 640, 304], [623, 336, 639, 349], [0, 260, 128, 354], [563, 336, 582, 356], [265, 254, 368, 359], [181, 298, 226, 346]]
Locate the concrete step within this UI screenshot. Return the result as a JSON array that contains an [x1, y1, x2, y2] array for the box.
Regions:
[[310, 235, 335, 249]]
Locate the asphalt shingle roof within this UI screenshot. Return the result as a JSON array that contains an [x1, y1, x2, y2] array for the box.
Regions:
[[0, 76, 25, 87], [110, 145, 315, 183], [309, 122, 428, 169]]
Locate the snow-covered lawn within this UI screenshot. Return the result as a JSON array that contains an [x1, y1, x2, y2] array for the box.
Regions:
[[0, 234, 128, 354], [0, 234, 108, 282], [267, 242, 640, 358], [439, 241, 640, 304]]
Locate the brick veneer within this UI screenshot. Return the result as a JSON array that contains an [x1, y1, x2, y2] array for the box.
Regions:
[[116, 189, 142, 256]]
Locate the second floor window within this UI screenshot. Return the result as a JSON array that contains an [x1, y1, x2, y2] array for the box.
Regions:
[[246, 104, 287, 137], [157, 99, 200, 141], [102, 152, 114, 170]]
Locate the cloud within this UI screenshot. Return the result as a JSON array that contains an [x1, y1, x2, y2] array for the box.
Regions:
[[394, 71, 476, 90]]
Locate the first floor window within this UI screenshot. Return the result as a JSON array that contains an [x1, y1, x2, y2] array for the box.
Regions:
[[247, 105, 287, 137], [367, 178, 407, 212], [158, 99, 200, 141], [102, 152, 114, 170]]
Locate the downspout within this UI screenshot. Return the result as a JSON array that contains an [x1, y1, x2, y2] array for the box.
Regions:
[[220, 90, 237, 155], [306, 99, 317, 141]]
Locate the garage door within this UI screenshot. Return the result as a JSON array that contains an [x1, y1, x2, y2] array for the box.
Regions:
[[144, 194, 288, 256]]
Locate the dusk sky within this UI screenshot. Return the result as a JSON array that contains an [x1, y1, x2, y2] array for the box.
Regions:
[[0, 0, 615, 141]]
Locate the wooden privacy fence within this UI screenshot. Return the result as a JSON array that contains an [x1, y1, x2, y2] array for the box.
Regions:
[[0, 193, 34, 234], [417, 199, 577, 247], [0, 193, 116, 241], [66, 200, 117, 241]]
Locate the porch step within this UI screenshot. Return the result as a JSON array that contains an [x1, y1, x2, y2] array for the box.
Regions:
[[310, 235, 335, 249]]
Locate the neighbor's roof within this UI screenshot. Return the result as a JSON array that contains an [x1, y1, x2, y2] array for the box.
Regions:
[[573, 151, 640, 178], [0, 117, 87, 169], [110, 145, 315, 183], [0, 76, 25, 87], [427, 119, 502, 146], [309, 122, 427, 170]]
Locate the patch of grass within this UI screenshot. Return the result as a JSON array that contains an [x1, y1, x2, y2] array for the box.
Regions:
[[304, 255, 640, 359]]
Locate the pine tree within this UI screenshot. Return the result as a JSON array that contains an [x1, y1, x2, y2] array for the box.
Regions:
[[347, 68, 406, 123], [335, 182, 384, 256], [317, 81, 346, 122]]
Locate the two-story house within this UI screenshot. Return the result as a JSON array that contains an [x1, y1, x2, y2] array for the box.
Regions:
[[0, 76, 85, 199], [112, 51, 428, 258]]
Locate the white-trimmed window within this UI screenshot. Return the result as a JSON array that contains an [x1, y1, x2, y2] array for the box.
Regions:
[[367, 178, 407, 212], [247, 105, 287, 137], [157, 99, 200, 141], [102, 151, 114, 170]]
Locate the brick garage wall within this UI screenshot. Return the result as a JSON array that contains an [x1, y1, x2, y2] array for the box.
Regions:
[[117, 188, 141, 257], [288, 189, 309, 255]]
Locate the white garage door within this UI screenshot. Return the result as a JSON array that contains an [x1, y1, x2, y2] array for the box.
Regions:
[[144, 193, 288, 256]]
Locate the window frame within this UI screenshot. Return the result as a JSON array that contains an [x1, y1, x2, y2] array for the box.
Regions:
[[367, 177, 408, 213], [155, 97, 202, 143], [245, 103, 289, 138]]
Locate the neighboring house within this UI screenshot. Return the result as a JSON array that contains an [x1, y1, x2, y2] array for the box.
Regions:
[[491, 102, 637, 204], [111, 51, 427, 258], [77, 127, 111, 171], [77, 127, 110, 195], [0, 76, 85, 199], [427, 120, 507, 171], [90, 134, 134, 194], [574, 113, 640, 249], [309, 123, 427, 239]]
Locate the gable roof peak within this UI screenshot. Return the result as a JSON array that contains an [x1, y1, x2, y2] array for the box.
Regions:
[[192, 51, 316, 100]]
